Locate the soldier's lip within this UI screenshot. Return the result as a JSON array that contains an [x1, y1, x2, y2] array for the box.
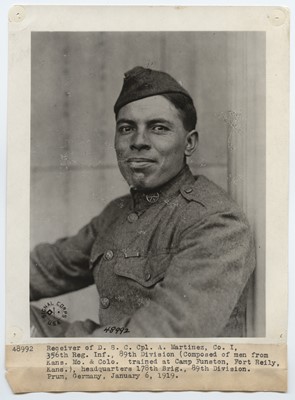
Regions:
[[127, 158, 156, 163], [127, 158, 156, 169]]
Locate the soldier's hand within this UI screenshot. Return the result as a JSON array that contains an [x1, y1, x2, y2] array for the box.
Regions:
[[65, 319, 99, 337]]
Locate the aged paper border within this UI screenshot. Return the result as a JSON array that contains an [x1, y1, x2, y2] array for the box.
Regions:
[[4, 4, 290, 395]]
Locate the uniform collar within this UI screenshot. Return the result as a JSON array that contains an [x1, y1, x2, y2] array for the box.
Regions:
[[130, 164, 195, 212]]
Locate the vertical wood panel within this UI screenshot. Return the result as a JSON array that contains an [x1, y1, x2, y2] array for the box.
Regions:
[[31, 33, 72, 168], [226, 32, 266, 336], [162, 32, 228, 170]]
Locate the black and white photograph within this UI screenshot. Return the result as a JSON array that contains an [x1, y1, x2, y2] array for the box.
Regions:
[[4, 5, 290, 394], [29, 31, 266, 338]]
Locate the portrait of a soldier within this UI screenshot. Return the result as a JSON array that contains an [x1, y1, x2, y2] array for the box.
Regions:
[[30, 66, 255, 338]]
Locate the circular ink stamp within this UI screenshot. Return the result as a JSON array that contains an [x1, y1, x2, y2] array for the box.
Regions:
[[41, 300, 68, 326]]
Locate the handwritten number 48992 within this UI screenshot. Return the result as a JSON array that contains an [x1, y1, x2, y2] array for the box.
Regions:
[[103, 326, 130, 334]]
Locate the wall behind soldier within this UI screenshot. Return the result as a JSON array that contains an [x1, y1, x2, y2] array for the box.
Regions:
[[31, 32, 265, 335]]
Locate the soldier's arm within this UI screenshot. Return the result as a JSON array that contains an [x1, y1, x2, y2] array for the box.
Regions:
[[30, 196, 122, 302], [30, 218, 98, 301]]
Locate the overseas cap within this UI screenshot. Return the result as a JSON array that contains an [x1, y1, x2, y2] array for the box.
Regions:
[[114, 66, 193, 114]]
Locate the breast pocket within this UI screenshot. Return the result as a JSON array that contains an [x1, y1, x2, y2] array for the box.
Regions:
[[114, 252, 172, 288]]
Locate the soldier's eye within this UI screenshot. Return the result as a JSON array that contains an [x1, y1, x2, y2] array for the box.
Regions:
[[152, 125, 168, 133], [118, 125, 133, 134]]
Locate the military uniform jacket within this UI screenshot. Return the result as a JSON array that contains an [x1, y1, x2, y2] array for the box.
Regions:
[[30, 166, 255, 337]]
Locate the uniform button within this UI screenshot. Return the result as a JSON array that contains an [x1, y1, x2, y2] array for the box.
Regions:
[[184, 187, 193, 194], [100, 297, 110, 309], [144, 272, 151, 281], [127, 213, 138, 223], [104, 250, 114, 260]]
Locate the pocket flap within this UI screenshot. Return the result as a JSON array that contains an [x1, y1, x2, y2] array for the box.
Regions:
[[114, 253, 171, 288], [89, 237, 107, 269]]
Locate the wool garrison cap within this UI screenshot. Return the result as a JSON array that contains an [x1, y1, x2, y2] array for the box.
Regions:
[[114, 66, 193, 114]]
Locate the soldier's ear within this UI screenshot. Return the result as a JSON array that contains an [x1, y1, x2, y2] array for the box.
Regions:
[[184, 130, 198, 157]]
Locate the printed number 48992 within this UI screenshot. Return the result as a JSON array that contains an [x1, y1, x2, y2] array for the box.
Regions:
[[12, 345, 34, 352]]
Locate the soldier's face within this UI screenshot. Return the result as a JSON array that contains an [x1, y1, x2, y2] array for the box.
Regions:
[[115, 95, 194, 190]]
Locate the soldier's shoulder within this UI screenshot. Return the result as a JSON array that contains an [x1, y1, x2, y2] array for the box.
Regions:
[[103, 193, 132, 214], [90, 193, 131, 227], [180, 175, 240, 214]]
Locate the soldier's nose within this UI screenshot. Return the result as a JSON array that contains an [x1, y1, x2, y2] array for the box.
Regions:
[[130, 130, 151, 151]]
